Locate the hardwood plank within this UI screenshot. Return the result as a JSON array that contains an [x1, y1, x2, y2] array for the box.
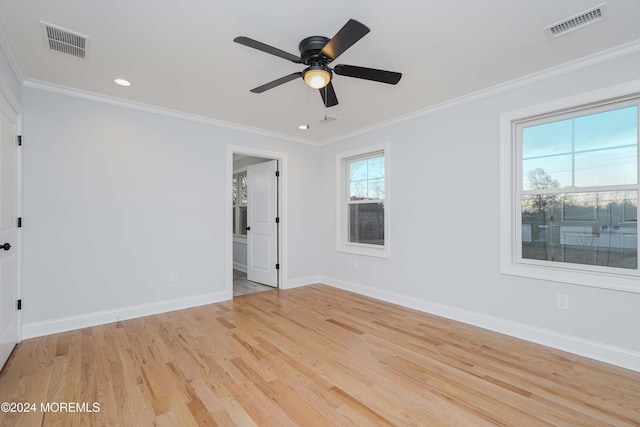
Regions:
[[1, 284, 639, 426]]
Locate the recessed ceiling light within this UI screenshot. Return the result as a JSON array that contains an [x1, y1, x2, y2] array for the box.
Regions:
[[114, 78, 131, 87], [298, 124, 309, 130]]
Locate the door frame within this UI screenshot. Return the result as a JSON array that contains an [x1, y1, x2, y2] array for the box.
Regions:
[[0, 86, 22, 353], [226, 145, 288, 299], [15, 110, 22, 345]]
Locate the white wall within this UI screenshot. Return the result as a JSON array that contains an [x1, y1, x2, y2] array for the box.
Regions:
[[232, 241, 247, 270], [0, 46, 20, 111], [21, 87, 322, 335], [318, 50, 640, 369]]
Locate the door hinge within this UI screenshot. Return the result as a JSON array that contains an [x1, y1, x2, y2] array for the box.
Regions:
[[275, 263, 280, 270], [17, 217, 22, 228], [275, 217, 280, 223], [17, 299, 22, 310], [275, 170, 280, 177], [17, 135, 22, 146]]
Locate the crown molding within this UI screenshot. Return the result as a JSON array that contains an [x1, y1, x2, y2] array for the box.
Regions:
[[22, 79, 320, 146], [320, 38, 640, 146]]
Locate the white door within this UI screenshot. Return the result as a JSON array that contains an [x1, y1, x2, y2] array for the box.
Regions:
[[246, 160, 278, 287], [0, 93, 19, 370]]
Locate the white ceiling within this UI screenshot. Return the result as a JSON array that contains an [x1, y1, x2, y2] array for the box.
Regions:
[[1, 0, 640, 144]]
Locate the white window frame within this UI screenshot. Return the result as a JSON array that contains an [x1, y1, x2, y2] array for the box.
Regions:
[[232, 169, 248, 243], [336, 143, 390, 258], [500, 80, 640, 293]]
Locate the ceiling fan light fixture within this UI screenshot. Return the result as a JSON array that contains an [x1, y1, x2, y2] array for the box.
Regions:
[[303, 66, 331, 89], [235, 19, 401, 108]]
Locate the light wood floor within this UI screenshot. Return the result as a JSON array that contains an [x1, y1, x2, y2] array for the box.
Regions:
[[1, 285, 639, 426]]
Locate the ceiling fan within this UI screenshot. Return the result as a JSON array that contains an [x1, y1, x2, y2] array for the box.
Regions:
[[234, 19, 402, 107]]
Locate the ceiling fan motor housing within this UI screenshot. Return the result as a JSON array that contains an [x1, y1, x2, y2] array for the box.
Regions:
[[299, 36, 333, 86], [299, 36, 330, 65]]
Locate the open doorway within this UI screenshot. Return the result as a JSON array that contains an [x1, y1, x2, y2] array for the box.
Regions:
[[231, 152, 281, 297]]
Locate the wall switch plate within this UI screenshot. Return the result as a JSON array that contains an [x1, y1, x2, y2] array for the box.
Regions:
[[170, 271, 179, 282], [557, 293, 569, 310]]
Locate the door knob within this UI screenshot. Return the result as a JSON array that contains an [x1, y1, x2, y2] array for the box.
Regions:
[[1, 243, 10, 251], [246, 226, 251, 231]]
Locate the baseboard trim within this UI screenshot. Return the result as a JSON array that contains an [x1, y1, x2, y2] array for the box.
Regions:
[[23, 290, 229, 339], [320, 276, 640, 372], [285, 275, 321, 290], [233, 262, 247, 273]]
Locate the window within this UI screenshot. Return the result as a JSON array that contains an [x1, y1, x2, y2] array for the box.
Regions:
[[500, 86, 640, 292], [232, 172, 247, 239], [337, 144, 390, 258]]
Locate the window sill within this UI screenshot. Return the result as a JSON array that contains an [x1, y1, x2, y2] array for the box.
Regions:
[[500, 261, 640, 294], [233, 236, 247, 244], [337, 243, 390, 259]]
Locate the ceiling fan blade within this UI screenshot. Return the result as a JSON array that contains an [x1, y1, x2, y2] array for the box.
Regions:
[[234, 36, 303, 63], [319, 82, 338, 107], [333, 64, 402, 85], [320, 19, 370, 62], [250, 72, 302, 93]]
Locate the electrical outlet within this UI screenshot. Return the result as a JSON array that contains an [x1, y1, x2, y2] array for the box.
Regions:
[[557, 293, 569, 310], [170, 271, 179, 282]]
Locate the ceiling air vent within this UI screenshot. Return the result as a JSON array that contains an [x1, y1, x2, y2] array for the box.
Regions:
[[544, 3, 608, 38], [41, 22, 88, 59]]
